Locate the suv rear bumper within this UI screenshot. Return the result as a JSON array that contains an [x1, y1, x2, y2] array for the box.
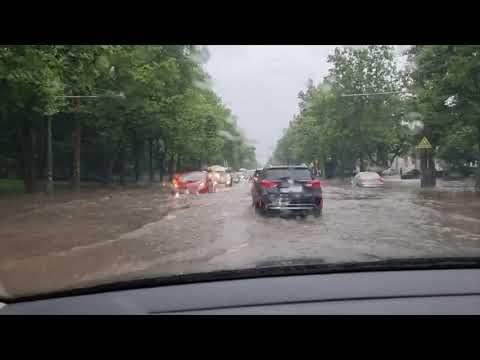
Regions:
[[267, 204, 320, 210], [263, 195, 323, 212]]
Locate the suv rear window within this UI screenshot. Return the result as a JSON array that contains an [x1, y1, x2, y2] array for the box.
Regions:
[[263, 168, 312, 181]]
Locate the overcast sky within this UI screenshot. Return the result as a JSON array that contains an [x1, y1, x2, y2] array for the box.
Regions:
[[205, 45, 409, 165]]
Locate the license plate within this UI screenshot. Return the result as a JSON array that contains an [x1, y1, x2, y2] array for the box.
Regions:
[[280, 186, 302, 193]]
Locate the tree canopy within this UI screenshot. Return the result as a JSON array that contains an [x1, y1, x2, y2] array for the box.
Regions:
[[273, 46, 412, 173], [0, 45, 256, 192]]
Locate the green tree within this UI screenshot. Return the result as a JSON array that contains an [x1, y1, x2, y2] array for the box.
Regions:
[[407, 45, 480, 187], [0, 45, 256, 194], [0, 45, 65, 192], [273, 46, 411, 176]]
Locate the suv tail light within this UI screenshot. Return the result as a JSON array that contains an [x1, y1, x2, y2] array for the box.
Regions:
[[260, 179, 279, 189], [305, 179, 321, 189]]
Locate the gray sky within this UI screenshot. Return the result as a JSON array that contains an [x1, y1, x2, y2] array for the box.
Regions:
[[205, 45, 409, 165]]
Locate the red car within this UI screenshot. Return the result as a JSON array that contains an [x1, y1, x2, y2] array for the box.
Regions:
[[172, 171, 215, 195]]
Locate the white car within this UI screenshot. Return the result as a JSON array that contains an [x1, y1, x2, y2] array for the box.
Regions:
[[352, 172, 385, 187], [382, 168, 397, 176]]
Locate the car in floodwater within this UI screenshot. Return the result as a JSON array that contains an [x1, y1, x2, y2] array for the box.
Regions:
[[208, 166, 233, 187], [400, 168, 421, 180], [232, 172, 241, 183], [241, 171, 251, 181], [382, 168, 397, 176], [251, 165, 322, 217], [172, 171, 215, 195], [352, 172, 385, 188]]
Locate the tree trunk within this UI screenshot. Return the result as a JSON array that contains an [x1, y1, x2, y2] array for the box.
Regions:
[[339, 153, 345, 178], [148, 139, 154, 182], [476, 125, 480, 191], [359, 157, 366, 172], [37, 119, 46, 178], [134, 138, 142, 183], [118, 146, 126, 185], [104, 145, 119, 186], [157, 140, 164, 182], [177, 155, 182, 172], [45, 117, 53, 194], [71, 116, 82, 191], [15, 117, 36, 193], [476, 168, 480, 191], [22, 121, 36, 193], [16, 141, 24, 179], [168, 152, 176, 180], [105, 157, 116, 186]]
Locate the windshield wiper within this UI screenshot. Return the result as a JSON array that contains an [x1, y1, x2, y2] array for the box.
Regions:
[[4, 257, 480, 304]]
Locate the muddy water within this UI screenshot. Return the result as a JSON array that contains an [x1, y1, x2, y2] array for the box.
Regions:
[[184, 177, 480, 269], [1, 177, 480, 299]]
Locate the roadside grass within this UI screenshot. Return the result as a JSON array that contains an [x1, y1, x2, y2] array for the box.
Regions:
[[0, 179, 25, 195], [0, 178, 170, 198], [0, 179, 73, 197]]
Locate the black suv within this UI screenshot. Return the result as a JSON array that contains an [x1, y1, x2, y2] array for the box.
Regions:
[[251, 165, 323, 217]]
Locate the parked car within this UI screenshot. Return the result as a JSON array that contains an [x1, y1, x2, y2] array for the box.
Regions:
[[352, 172, 385, 187], [208, 166, 233, 187], [240, 172, 249, 181], [382, 168, 397, 176], [232, 172, 241, 183], [443, 170, 465, 181], [443, 166, 477, 180], [251, 165, 322, 217], [435, 169, 446, 177], [400, 169, 421, 180], [172, 171, 215, 195], [245, 169, 255, 181], [343, 168, 357, 177]]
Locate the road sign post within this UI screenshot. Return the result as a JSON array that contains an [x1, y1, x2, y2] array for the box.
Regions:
[[416, 137, 436, 188]]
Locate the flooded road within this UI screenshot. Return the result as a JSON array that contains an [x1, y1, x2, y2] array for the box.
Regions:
[[1, 177, 480, 299]]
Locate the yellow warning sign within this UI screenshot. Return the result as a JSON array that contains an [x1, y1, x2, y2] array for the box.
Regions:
[[416, 136, 432, 149]]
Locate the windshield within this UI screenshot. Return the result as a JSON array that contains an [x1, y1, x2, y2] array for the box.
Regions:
[[181, 172, 205, 181], [1, 45, 480, 301]]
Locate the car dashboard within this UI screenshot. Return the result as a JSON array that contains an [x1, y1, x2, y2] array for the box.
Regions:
[[1, 269, 479, 314]]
